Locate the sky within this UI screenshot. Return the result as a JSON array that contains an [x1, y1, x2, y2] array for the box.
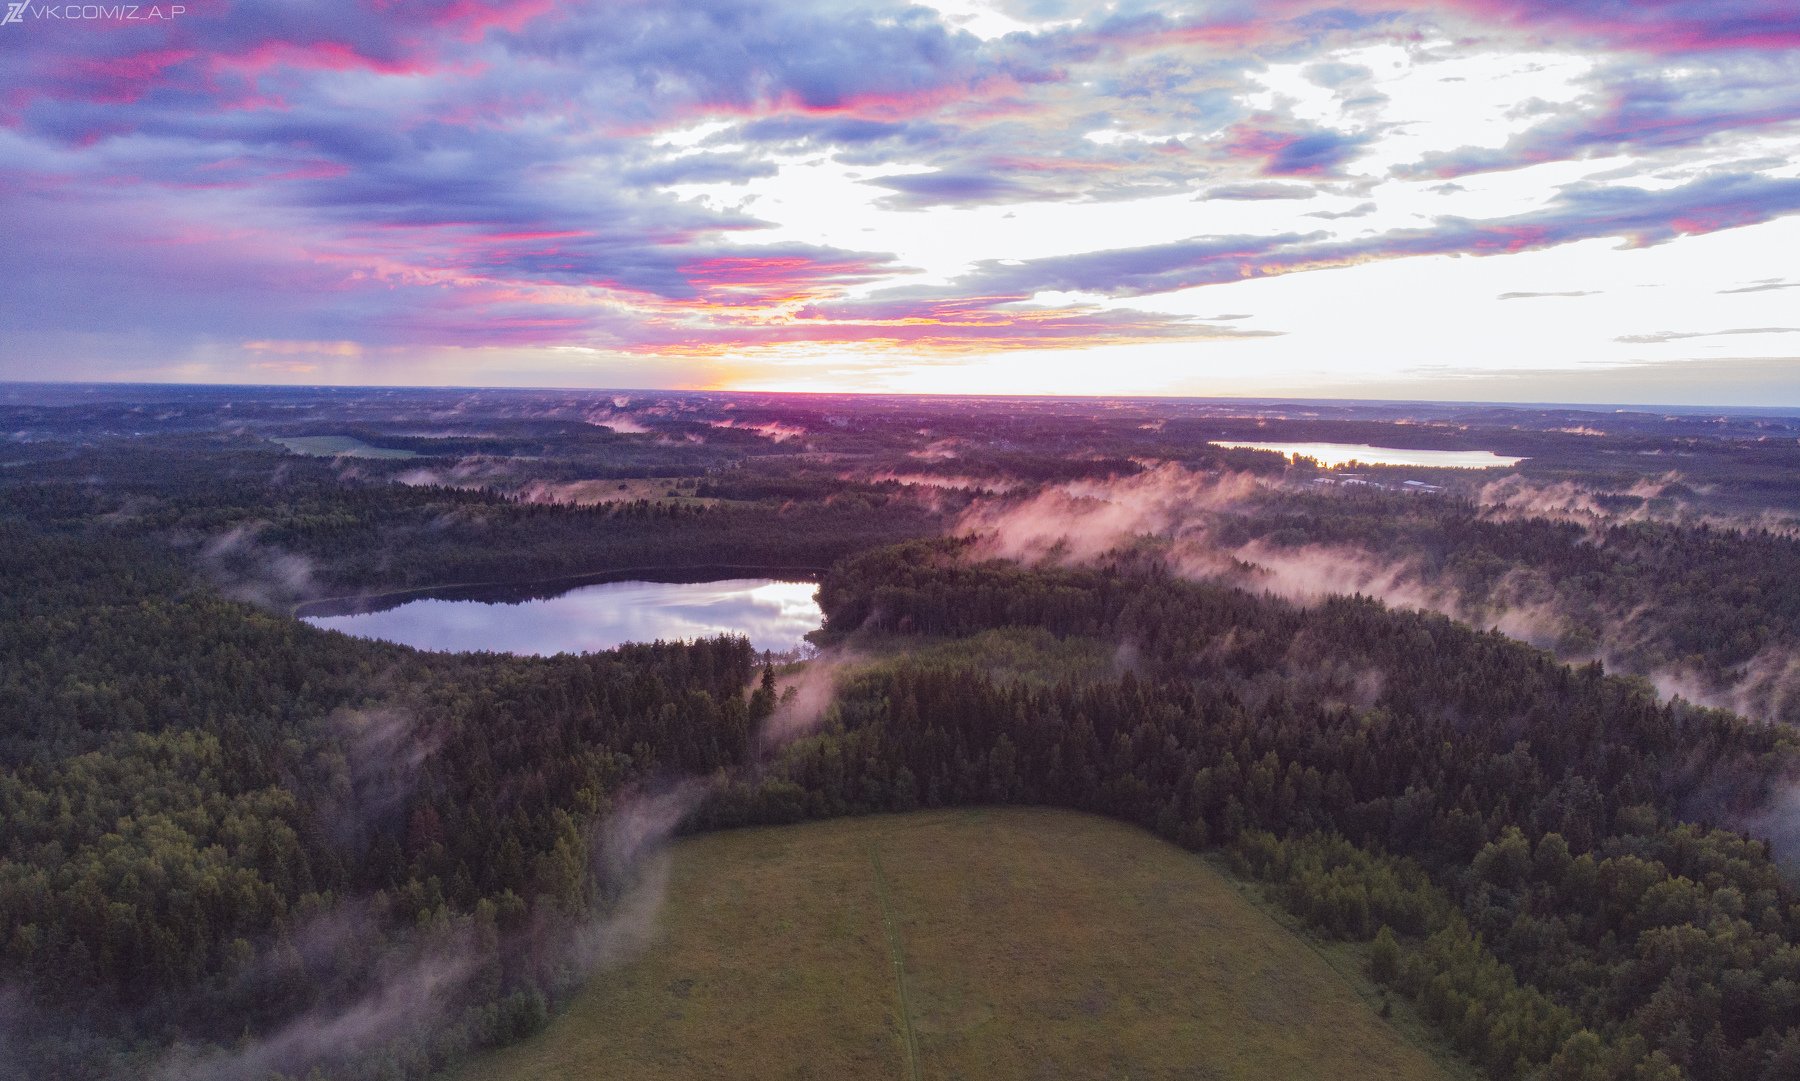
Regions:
[[2, 0, 1798, 405]]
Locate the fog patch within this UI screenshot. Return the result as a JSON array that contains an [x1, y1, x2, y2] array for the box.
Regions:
[[758, 652, 859, 750], [1737, 783, 1800, 869], [151, 941, 475, 1081], [956, 463, 1261, 564], [558, 783, 706, 974], [584, 408, 650, 434], [197, 523, 319, 608], [955, 464, 1793, 724], [1647, 646, 1800, 728], [910, 438, 964, 460], [131, 778, 705, 1081], [1478, 473, 1800, 538], [393, 456, 515, 490], [709, 419, 807, 443], [327, 706, 438, 843]]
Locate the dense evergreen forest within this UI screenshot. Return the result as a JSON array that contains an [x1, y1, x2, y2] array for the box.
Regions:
[[5, 386, 1800, 1079], [1, 435, 943, 599], [0, 521, 771, 1077]]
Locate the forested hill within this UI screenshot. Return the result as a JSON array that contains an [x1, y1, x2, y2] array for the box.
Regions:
[[0, 520, 770, 1078], [705, 541, 1800, 1081]]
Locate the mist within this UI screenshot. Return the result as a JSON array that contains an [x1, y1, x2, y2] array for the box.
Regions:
[[757, 651, 859, 750], [393, 456, 516, 490], [559, 783, 706, 975], [126, 777, 708, 1081], [955, 463, 1259, 564], [709, 419, 807, 443], [954, 463, 1796, 726], [1478, 473, 1800, 538], [583, 408, 651, 434], [150, 944, 475, 1081], [329, 705, 438, 844], [197, 523, 320, 609]]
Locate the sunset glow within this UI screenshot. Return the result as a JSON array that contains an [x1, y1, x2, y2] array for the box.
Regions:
[[4, 1, 1798, 403]]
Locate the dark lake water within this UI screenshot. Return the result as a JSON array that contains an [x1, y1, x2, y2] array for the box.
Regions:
[[302, 577, 822, 656]]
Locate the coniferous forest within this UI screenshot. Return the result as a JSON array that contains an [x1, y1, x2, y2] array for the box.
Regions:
[[5, 386, 1800, 1080]]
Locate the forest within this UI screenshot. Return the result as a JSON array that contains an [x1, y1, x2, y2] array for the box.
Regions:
[[4, 385, 1800, 1079]]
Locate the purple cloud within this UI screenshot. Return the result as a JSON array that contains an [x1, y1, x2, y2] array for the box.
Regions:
[[958, 172, 1800, 298], [869, 171, 1059, 208], [1, 0, 1797, 381], [1396, 60, 1800, 179], [1220, 119, 1374, 177]]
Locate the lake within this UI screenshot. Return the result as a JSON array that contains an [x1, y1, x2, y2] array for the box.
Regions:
[[1210, 441, 1524, 469], [302, 577, 822, 656]]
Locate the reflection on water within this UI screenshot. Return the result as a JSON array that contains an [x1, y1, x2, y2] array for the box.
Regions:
[[1211, 441, 1524, 469], [304, 578, 822, 656]]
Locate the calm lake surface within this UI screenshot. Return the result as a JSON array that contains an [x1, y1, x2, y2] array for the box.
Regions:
[[1210, 441, 1524, 469], [304, 578, 822, 656]]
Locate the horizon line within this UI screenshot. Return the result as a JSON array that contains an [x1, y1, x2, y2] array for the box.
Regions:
[[4, 378, 1799, 417]]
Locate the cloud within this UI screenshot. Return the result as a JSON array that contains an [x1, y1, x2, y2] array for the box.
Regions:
[[731, 115, 951, 150], [1498, 290, 1599, 299], [1305, 61, 1376, 89], [1719, 279, 1800, 294], [244, 339, 365, 357], [1219, 119, 1374, 177], [3, 0, 1799, 382], [869, 171, 1057, 208], [1204, 181, 1319, 200], [1394, 58, 1800, 180], [623, 154, 781, 187], [1430, 0, 1800, 54], [1615, 326, 1800, 343], [954, 172, 1800, 299], [1307, 201, 1377, 219], [1302, 354, 1800, 407]]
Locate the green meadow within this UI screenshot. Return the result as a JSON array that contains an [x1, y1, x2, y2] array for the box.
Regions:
[[450, 808, 1464, 1081], [274, 435, 420, 459]]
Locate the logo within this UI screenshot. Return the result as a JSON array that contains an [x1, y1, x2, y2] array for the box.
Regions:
[[1, 5, 189, 24]]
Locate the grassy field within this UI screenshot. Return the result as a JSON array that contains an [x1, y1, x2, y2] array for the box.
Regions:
[[853, 627, 1122, 688], [449, 809, 1464, 1081], [274, 435, 419, 459], [512, 477, 724, 507]]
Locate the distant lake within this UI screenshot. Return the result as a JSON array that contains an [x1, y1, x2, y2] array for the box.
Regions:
[[1210, 441, 1524, 469], [303, 577, 822, 656]]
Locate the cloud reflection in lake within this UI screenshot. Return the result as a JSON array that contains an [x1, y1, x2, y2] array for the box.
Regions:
[[1210, 441, 1524, 469], [304, 579, 821, 656]]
